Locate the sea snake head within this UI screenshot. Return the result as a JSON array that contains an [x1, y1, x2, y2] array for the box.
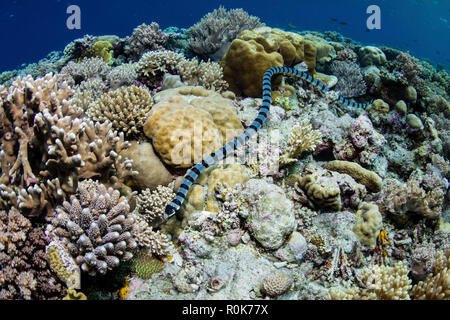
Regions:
[[164, 205, 177, 220]]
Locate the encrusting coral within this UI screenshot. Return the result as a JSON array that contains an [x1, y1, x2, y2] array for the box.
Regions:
[[86, 85, 153, 137], [323, 160, 383, 193], [51, 180, 138, 275]]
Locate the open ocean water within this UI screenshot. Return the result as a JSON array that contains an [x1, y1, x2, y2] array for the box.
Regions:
[[0, 0, 449, 72]]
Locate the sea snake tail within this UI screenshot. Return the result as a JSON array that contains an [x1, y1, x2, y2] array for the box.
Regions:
[[163, 66, 372, 220]]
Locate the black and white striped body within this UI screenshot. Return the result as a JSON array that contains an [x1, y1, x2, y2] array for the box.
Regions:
[[163, 66, 371, 220]]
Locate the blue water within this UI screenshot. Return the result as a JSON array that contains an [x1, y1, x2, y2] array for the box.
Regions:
[[0, 0, 449, 72]]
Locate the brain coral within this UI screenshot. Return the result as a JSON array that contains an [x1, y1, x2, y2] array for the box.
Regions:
[[261, 271, 293, 297], [144, 86, 243, 168]]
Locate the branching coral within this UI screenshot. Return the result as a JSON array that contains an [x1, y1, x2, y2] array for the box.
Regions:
[[137, 50, 229, 92], [71, 78, 107, 111], [131, 214, 170, 256], [411, 249, 450, 299], [329, 60, 366, 98], [86, 86, 153, 137], [188, 6, 264, 60], [0, 208, 67, 300], [378, 178, 444, 223], [125, 22, 168, 61], [329, 262, 412, 300], [61, 57, 111, 84], [51, 180, 138, 275], [107, 63, 138, 90], [136, 185, 175, 227], [279, 119, 322, 167]]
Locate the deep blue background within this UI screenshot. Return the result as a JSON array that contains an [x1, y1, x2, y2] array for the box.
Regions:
[[0, 0, 449, 72]]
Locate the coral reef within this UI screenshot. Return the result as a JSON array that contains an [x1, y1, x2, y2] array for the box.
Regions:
[[86, 85, 153, 137], [125, 23, 168, 61], [188, 6, 264, 61], [329, 60, 367, 98], [51, 180, 137, 275]]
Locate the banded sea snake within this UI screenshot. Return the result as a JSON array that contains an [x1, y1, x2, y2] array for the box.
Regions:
[[164, 66, 372, 220]]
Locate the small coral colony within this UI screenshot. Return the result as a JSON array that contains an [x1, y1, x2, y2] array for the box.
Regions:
[[0, 7, 449, 300]]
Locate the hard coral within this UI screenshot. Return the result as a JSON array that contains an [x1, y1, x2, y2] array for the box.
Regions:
[[86, 85, 153, 137], [125, 22, 168, 61], [188, 6, 264, 61], [0, 208, 66, 300], [379, 178, 444, 223], [51, 180, 138, 275]]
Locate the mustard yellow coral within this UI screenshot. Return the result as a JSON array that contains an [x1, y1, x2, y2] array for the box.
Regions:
[[297, 175, 341, 211], [82, 41, 113, 63]]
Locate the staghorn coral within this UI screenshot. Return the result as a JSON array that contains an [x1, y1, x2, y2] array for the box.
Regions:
[[131, 214, 170, 256], [411, 249, 450, 300], [379, 178, 444, 223], [0, 208, 67, 300], [188, 6, 264, 61], [125, 22, 168, 61], [51, 180, 138, 275], [279, 119, 322, 167], [137, 50, 184, 77], [137, 185, 175, 227], [137, 50, 229, 92], [329, 60, 366, 98], [86, 86, 153, 137], [77, 120, 138, 190]]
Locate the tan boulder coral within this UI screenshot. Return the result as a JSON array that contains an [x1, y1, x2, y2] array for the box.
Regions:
[[86, 85, 153, 137], [222, 27, 318, 97], [145, 87, 243, 168], [323, 160, 383, 193], [359, 46, 387, 67], [120, 141, 172, 190], [221, 39, 284, 97], [238, 27, 316, 69], [353, 203, 383, 249], [302, 34, 337, 64]]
